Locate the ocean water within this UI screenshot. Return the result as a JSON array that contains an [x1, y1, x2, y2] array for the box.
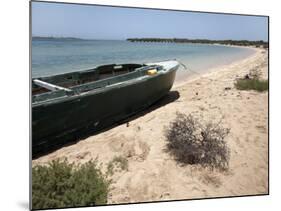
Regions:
[[32, 39, 255, 80]]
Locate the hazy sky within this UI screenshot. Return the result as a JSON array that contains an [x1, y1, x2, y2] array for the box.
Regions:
[[31, 1, 268, 41]]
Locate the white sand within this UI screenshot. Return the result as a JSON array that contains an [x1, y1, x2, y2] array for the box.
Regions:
[[33, 48, 268, 203]]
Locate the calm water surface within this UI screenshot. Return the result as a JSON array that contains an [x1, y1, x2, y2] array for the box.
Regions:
[[32, 39, 255, 80]]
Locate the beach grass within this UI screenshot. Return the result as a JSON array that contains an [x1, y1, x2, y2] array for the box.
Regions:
[[235, 78, 268, 92]]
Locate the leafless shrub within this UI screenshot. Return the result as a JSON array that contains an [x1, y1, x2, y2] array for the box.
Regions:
[[165, 113, 230, 171]]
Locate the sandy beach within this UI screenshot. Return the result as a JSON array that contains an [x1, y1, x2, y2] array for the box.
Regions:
[[33, 47, 268, 204]]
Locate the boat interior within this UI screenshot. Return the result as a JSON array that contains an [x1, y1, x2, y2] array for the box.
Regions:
[[32, 63, 163, 103]]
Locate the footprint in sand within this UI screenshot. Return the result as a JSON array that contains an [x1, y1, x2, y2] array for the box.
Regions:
[[160, 192, 171, 199], [255, 125, 267, 134], [109, 136, 150, 162], [133, 141, 150, 162], [200, 173, 222, 188], [75, 151, 91, 160], [235, 137, 244, 148]]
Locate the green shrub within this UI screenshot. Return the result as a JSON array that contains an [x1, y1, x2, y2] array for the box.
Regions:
[[235, 78, 268, 92], [32, 159, 110, 210], [165, 113, 230, 171]]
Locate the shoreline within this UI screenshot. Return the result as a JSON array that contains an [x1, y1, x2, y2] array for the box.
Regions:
[[174, 46, 262, 88], [33, 46, 268, 204]]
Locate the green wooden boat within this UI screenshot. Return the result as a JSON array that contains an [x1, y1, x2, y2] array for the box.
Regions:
[[32, 60, 179, 156]]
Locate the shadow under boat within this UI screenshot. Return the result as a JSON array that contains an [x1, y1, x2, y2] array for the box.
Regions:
[[32, 90, 180, 159]]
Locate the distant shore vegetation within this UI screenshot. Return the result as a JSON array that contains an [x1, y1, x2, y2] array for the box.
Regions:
[[32, 36, 268, 48], [32, 36, 86, 41], [127, 38, 268, 48]]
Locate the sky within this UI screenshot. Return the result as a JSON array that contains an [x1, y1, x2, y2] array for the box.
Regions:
[[31, 1, 268, 41]]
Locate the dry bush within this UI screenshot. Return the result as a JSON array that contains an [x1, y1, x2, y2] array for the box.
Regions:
[[165, 113, 230, 171]]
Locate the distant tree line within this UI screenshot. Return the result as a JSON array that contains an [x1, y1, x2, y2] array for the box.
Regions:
[[126, 38, 268, 48], [32, 36, 85, 41]]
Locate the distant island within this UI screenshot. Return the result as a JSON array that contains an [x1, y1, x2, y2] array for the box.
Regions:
[[126, 38, 268, 48], [32, 36, 87, 41]]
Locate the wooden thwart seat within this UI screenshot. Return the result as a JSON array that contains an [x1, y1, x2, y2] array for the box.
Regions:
[[33, 79, 73, 93]]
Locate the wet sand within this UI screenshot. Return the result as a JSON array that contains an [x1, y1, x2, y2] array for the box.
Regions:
[[33, 47, 268, 204]]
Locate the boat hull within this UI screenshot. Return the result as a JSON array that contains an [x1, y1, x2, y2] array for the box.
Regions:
[[32, 64, 177, 157]]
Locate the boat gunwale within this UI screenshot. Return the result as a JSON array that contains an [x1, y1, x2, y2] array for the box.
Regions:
[[32, 64, 147, 104], [32, 62, 179, 107]]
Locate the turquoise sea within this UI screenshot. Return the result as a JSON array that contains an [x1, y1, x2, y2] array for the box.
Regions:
[[32, 39, 255, 80]]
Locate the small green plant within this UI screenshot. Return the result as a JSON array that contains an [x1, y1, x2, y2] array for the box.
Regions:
[[235, 78, 268, 92], [107, 156, 129, 176], [32, 158, 110, 210], [165, 113, 230, 171]]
